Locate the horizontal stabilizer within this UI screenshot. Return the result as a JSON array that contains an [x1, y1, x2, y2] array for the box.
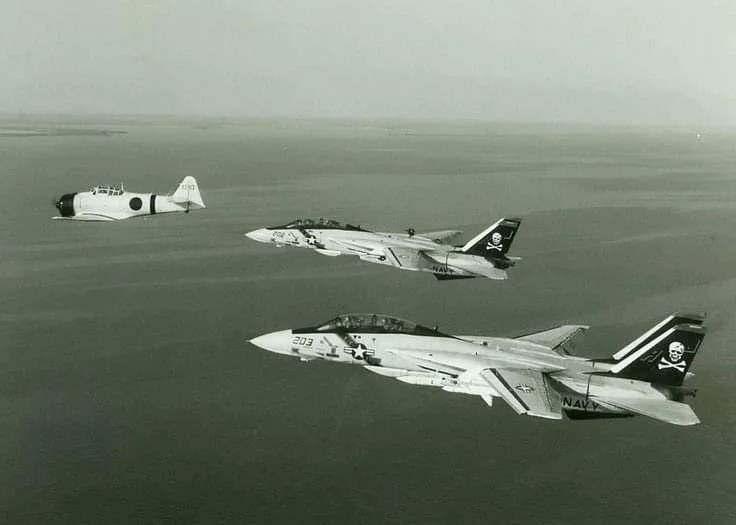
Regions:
[[597, 398, 700, 426]]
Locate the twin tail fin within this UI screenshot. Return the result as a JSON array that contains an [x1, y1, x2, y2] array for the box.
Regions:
[[611, 312, 705, 361], [460, 218, 522, 265], [609, 322, 706, 387]]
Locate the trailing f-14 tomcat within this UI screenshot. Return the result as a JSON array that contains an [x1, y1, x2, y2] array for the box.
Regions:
[[53, 176, 205, 221], [245, 217, 521, 280], [250, 312, 707, 425]]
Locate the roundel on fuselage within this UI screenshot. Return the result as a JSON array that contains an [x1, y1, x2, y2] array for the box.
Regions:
[[129, 197, 142, 211]]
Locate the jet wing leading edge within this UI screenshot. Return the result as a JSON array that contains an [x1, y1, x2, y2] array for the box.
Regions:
[[480, 368, 563, 420]]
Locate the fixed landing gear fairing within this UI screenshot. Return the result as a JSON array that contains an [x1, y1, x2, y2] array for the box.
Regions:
[[250, 312, 707, 425], [53, 176, 205, 221], [245, 217, 522, 280]]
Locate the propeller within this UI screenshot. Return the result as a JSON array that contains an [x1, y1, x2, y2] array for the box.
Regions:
[[53, 193, 76, 217]]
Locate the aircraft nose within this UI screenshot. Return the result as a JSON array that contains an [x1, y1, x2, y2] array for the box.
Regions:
[[245, 228, 271, 243], [54, 193, 76, 217], [249, 329, 295, 356]]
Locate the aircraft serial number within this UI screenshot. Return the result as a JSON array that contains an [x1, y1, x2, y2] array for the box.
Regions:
[[292, 336, 314, 347]]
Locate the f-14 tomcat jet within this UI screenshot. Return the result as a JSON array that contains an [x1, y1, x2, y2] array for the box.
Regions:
[[250, 312, 707, 425], [245, 217, 521, 280], [53, 176, 205, 221]]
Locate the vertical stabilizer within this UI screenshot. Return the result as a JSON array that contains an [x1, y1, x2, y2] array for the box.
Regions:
[[170, 176, 205, 209], [460, 218, 522, 257], [611, 313, 705, 361], [609, 323, 706, 386]]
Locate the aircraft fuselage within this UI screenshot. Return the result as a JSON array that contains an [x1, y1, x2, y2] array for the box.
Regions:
[[247, 227, 508, 279], [53, 176, 205, 221], [251, 324, 676, 420], [55, 191, 189, 221]]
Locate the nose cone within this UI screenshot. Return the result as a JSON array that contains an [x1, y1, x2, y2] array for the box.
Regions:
[[54, 193, 77, 217], [245, 228, 272, 243], [249, 329, 295, 356]]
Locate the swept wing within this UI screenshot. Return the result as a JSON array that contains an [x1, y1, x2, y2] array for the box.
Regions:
[[479, 368, 562, 419], [416, 230, 463, 244], [516, 325, 589, 355], [330, 241, 437, 271]]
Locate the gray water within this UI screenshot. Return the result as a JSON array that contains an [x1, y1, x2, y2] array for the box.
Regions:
[[2, 117, 735, 524]]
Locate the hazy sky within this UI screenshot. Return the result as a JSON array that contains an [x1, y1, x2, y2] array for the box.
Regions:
[[2, 1, 735, 125]]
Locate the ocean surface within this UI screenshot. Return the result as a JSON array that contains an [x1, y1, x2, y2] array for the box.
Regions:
[[1, 116, 735, 524]]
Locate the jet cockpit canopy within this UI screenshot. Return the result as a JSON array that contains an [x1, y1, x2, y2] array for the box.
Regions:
[[91, 184, 124, 196], [278, 218, 368, 231], [314, 313, 449, 337]]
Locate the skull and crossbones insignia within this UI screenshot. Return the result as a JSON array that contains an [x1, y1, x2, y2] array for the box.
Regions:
[[658, 341, 687, 372], [668, 341, 685, 362], [515, 384, 534, 393], [486, 232, 503, 251]]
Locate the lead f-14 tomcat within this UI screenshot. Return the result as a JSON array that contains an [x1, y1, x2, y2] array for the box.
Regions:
[[250, 312, 707, 425], [246, 217, 521, 280], [53, 176, 205, 221]]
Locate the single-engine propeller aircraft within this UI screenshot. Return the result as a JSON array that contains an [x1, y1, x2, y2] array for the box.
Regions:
[[245, 217, 522, 280], [53, 176, 205, 221], [250, 312, 707, 425]]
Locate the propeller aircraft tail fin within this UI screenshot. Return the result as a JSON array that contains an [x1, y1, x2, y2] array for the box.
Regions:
[[170, 176, 205, 209]]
